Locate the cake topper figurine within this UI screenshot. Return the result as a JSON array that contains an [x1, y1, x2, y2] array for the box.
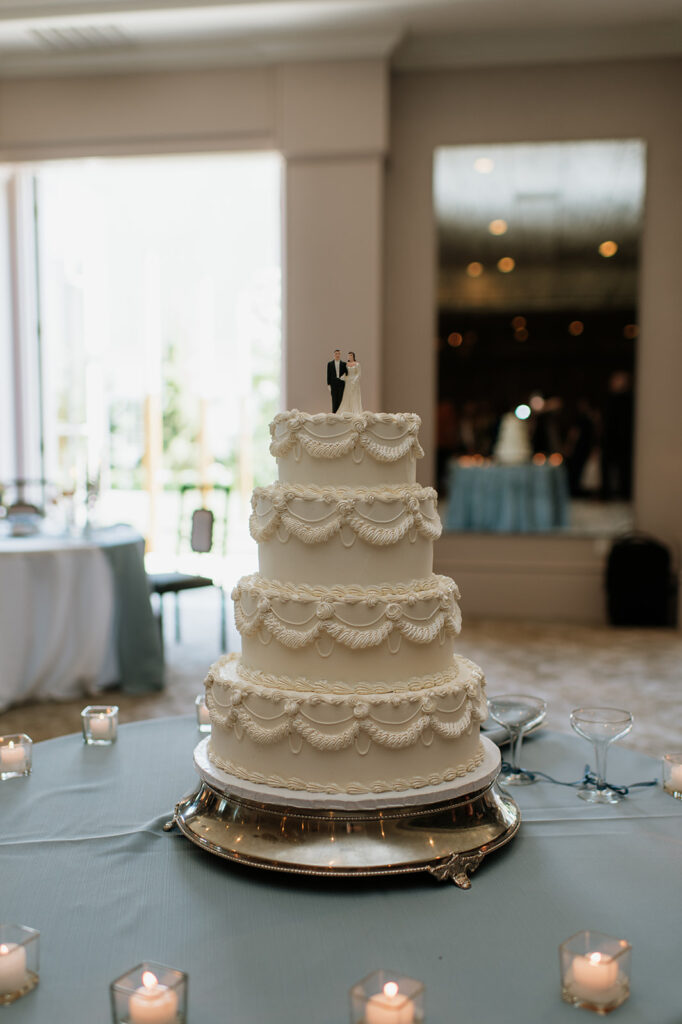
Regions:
[[335, 351, 363, 414], [326, 349, 347, 413]]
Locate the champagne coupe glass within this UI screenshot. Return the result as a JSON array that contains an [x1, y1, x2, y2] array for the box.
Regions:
[[570, 707, 634, 804], [487, 694, 547, 785]]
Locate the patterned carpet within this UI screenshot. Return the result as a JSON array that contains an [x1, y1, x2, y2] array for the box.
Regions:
[[0, 590, 680, 759]]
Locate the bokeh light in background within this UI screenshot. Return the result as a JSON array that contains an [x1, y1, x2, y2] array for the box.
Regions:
[[598, 240, 619, 258]]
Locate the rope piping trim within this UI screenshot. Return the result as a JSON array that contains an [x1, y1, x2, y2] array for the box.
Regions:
[[232, 572, 460, 603], [207, 743, 486, 795], [206, 651, 485, 695], [270, 412, 424, 463], [250, 487, 442, 546]]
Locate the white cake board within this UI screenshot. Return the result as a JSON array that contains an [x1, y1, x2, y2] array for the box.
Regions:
[[193, 736, 501, 812]]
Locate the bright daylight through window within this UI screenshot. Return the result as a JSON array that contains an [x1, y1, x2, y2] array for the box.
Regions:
[[3, 151, 281, 567]]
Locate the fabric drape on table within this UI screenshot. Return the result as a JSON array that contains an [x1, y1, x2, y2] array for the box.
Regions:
[[445, 462, 570, 532], [99, 535, 164, 694]]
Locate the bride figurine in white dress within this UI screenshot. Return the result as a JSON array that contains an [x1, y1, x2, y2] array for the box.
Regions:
[[336, 351, 362, 414]]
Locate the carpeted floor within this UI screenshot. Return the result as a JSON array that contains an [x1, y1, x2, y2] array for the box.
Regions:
[[1, 589, 680, 759]]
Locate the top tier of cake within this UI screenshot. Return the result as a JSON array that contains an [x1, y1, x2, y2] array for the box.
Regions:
[[270, 411, 424, 486]]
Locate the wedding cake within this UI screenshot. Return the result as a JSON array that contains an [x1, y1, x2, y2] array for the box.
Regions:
[[204, 411, 489, 798], [494, 412, 532, 465]]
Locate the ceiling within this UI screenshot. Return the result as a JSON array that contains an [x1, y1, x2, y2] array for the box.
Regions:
[[0, 0, 680, 77]]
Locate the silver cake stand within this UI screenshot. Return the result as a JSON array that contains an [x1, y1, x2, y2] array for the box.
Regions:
[[164, 736, 520, 888]]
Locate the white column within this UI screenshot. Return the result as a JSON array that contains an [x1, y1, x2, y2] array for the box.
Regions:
[[278, 61, 388, 414]]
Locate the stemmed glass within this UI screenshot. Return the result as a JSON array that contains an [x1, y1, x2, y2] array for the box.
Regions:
[[570, 707, 634, 804], [487, 694, 547, 785]]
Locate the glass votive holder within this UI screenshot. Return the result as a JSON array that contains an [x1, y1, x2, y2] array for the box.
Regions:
[[0, 734, 32, 780], [0, 924, 40, 1005], [560, 930, 631, 1014], [81, 706, 118, 746], [195, 694, 211, 733], [661, 752, 682, 798], [350, 969, 425, 1023], [110, 961, 187, 1024]]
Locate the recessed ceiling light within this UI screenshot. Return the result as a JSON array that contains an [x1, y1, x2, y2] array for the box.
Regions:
[[474, 157, 495, 174], [497, 257, 515, 273], [489, 219, 508, 236], [466, 261, 484, 278]]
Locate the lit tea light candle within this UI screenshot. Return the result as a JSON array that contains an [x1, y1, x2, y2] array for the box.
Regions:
[[0, 741, 27, 773], [89, 714, 111, 741], [365, 981, 415, 1024], [666, 762, 682, 793], [128, 971, 178, 1024], [571, 952, 619, 1000], [0, 943, 27, 996], [195, 695, 210, 728]]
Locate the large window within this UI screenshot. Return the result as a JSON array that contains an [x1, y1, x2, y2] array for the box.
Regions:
[[3, 151, 281, 557]]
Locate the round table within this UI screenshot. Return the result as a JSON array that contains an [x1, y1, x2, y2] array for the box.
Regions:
[[0, 525, 163, 710], [445, 461, 570, 532], [1, 719, 680, 1022]]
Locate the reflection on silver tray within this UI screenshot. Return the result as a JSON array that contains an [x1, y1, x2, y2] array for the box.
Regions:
[[165, 754, 521, 889]]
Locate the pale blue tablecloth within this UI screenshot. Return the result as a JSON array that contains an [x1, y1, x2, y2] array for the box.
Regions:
[[1, 718, 680, 1022], [445, 462, 570, 532]]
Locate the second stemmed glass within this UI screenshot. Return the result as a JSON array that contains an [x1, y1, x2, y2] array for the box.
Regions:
[[487, 694, 547, 785], [570, 707, 634, 804]]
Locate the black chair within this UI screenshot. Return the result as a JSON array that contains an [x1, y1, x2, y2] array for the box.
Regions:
[[148, 484, 230, 653]]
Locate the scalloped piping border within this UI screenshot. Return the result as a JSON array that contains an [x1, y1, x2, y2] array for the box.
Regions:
[[207, 742, 486, 795]]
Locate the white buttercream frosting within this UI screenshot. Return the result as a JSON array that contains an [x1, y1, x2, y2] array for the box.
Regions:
[[208, 409, 487, 797]]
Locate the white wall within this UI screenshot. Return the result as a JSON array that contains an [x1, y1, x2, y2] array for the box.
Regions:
[[385, 58, 682, 622]]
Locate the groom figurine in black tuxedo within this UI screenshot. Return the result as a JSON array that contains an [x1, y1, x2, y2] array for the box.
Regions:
[[327, 348, 347, 413]]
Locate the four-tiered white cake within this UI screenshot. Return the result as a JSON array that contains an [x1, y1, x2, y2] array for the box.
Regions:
[[205, 411, 489, 797]]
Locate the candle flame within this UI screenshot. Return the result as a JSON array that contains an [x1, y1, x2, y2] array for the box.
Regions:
[[142, 971, 158, 989], [7, 741, 14, 750], [383, 982, 399, 999], [0, 945, 8, 955], [588, 953, 608, 966]]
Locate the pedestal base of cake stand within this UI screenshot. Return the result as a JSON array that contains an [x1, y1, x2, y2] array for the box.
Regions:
[[165, 737, 520, 888]]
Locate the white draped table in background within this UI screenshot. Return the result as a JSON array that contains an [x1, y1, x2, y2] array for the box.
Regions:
[[0, 720, 680, 1022], [0, 525, 163, 710]]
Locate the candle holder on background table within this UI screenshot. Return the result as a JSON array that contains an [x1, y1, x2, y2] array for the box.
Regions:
[[81, 706, 119, 746], [110, 961, 187, 1024], [350, 969, 424, 1024], [194, 695, 211, 733], [661, 752, 682, 798], [0, 734, 32, 780], [560, 930, 631, 1014], [0, 925, 40, 1005]]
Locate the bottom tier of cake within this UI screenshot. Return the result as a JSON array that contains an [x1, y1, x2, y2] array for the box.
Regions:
[[205, 652, 488, 796]]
